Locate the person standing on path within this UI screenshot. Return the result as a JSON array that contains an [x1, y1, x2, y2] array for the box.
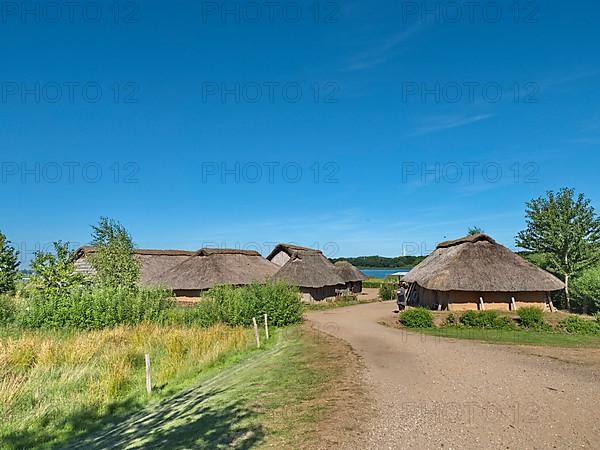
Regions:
[[396, 282, 407, 311]]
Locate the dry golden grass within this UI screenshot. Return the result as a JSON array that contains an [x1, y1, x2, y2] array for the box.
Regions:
[[0, 324, 253, 448]]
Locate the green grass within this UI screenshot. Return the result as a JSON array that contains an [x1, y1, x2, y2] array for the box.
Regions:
[[59, 326, 345, 449], [303, 296, 377, 311], [0, 324, 347, 449], [414, 326, 600, 348], [0, 324, 256, 449]]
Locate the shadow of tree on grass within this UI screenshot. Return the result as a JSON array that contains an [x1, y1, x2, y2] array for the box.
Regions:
[[66, 384, 264, 450], [3, 383, 264, 450]]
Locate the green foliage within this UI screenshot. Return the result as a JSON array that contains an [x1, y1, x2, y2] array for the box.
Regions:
[[191, 282, 303, 328], [0, 294, 16, 324], [468, 226, 485, 235], [18, 287, 173, 330], [571, 266, 600, 314], [444, 313, 459, 326], [596, 312, 600, 324], [378, 283, 396, 301], [89, 217, 140, 289], [0, 231, 20, 294], [516, 188, 600, 309], [399, 308, 433, 328], [558, 316, 600, 335], [363, 279, 398, 289], [329, 255, 425, 269], [517, 307, 545, 329], [29, 242, 86, 296], [457, 311, 516, 329]]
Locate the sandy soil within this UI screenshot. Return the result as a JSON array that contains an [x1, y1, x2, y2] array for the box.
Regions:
[[306, 301, 600, 449]]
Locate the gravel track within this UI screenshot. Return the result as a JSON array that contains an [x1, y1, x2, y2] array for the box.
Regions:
[[306, 301, 600, 450]]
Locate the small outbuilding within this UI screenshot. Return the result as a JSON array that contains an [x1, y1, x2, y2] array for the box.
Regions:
[[269, 245, 346, 302], [334, 261, 367, 294], [402, 234, 564, 311]]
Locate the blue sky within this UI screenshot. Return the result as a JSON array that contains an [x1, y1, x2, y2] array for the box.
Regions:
[[1, 0, 599, 265]]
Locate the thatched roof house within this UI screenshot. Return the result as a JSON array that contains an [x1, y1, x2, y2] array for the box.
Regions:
[[74, 247, 196, 286], [403, 234, 564, 311], [267, 243, 319, 267], [271, 249, 345, 302], [152, 248, 279, 296], [334, 261, 367, 293]]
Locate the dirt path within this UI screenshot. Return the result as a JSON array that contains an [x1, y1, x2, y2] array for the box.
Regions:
[[306, 301, 600, 450]]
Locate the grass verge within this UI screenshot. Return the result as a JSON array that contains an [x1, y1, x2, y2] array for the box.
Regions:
[[0, 324, 256, 449], [401, 326, 600, 348], [60, 324, 366, 449]]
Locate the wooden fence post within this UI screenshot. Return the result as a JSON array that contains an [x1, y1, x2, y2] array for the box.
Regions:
[[264, 314, 269, 340], [145, 353, 152, 395], [252, 317, 260, 348]]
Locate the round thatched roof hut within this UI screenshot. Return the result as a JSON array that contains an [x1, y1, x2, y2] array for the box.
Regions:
[[403, 234, 564, 311]]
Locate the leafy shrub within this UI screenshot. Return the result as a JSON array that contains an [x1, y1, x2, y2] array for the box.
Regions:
[[444, 313, 459, 326], [571, 266, 600, 314], [18, 287, 173, 330], [0, 231, 20, 294], [596, 312, 600, 324], [29, 242, 86, 296], [192, 282, 302, 328], [379, 283, 396, 301], [0, 294, 16, 324], [460, 310, 497, 328], [399, 308, 433, 328], [458, 311, 515, 329], [558, 316, 600, 335], [517, 307, 545, 329]]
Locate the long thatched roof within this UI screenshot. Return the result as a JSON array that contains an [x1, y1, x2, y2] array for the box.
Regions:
[[74, 246, 197, 285], [334, 261, 367, 282], [152, 248, 279, 291], [272, 251, 345, 288], [403, 234, 564, 292]]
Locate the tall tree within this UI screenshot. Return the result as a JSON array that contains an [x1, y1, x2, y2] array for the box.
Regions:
[[468, 226, 485, 236], [30, 242, 85, 295], [516, 188, 600, 310], [89, 217, 140, 289], [0, 231, 20, 294]]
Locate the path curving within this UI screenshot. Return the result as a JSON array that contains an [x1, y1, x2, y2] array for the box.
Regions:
[[306, 302, 600, 449]]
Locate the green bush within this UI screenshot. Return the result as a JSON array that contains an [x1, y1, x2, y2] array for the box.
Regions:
[[517, 307, 545, 329], [192, 282, 302, 328], [596, 312, 600, 324], [458, 310, 515, 329], [460, 310, 497, 328], [399, 308, 433, 328], [0, 294, 16, 324], [444, 313, 459, 326], [18, 287, 174, 330], [572, 266, 600, 314], [379, 283, 396, 301], [558, 316, 600, 335]]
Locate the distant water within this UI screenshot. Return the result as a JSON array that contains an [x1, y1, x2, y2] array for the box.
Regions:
[[361, 268, 410, 279]]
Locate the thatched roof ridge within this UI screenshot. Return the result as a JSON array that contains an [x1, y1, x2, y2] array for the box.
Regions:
[[153, 251, 279, 291], [75, 246, 196, 258], [266, 243, 322, 260], [437, 233, 496, 249], [334, 261, 367, 282], [403, 234, 564, 292], [198, 248, 260, 256], [272, 251, 345, 288]]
